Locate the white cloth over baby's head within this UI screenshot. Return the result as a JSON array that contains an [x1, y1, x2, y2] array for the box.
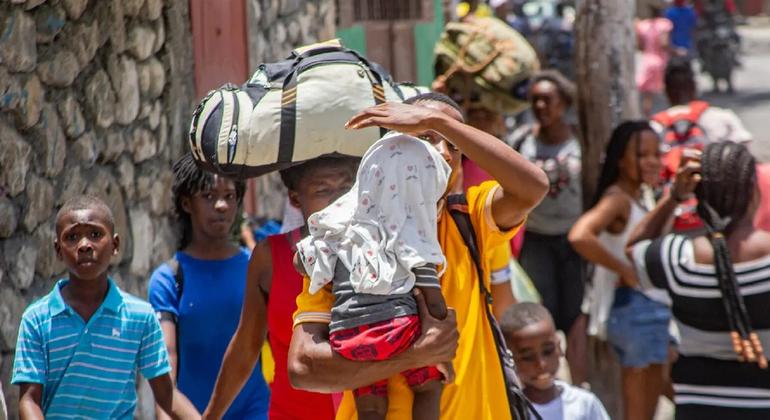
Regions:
[[297, 132, 452, 295]]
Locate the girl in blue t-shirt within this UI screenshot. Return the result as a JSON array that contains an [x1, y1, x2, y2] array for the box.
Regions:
[[148, 153, 270, 419]]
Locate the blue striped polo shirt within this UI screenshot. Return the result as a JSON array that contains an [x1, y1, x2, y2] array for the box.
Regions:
[[12, 278, 171, 419]]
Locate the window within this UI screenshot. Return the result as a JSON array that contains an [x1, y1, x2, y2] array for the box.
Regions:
[[353, 0, 424, 21], [336, 0, 433, 27]]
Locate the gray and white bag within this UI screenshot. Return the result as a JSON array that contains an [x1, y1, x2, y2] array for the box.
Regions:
[[189, 40, 426, 179]]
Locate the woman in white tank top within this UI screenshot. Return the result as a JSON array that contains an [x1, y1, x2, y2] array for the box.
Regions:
[[569, 121, 667, 420], [584, 197, 651, 339]]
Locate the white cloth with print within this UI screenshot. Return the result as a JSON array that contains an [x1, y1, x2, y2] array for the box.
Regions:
[[297, 132, 451, 295], [532, 381, 610, 420]]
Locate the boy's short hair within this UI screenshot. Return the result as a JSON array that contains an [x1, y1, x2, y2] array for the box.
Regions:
[[279, 155, 359, 191], [499, 302, 555, 337], [55, 195, 115, 234], [664, 57, 696, 91]]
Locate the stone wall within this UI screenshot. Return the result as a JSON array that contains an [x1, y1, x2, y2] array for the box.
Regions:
[[245, 0, 337, 220], [0, 0, 195, 415], [0, 0, 338, 417]]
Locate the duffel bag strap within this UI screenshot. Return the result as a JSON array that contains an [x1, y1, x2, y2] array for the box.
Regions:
[[278, 72, 300, 163], [365, 67, 388, 138], [292, 39, 344, 58], [276, 56, 390, 163]]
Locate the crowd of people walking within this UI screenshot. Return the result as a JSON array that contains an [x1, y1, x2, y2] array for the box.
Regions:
[[7, 2, 769, 420]]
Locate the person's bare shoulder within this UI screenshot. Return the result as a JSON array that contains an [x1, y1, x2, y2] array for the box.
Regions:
[[693, 230, 770, 265], [747, 230, 770, 259]]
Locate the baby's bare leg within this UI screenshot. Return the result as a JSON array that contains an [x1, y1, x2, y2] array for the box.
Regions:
[[411, 380, 443, 420], [354, 394, 388, 420], [412, 265, 450, 420]]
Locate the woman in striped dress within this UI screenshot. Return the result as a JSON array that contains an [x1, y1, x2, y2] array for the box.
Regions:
[[627, 141, 770, 420]]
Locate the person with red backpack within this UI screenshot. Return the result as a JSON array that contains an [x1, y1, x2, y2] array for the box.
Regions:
[[651, 58, 751, 232]]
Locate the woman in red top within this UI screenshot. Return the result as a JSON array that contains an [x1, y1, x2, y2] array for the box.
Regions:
[[203, 157, 358, 419]]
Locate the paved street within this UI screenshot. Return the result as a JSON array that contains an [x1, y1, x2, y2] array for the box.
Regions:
[[698, 22, 770, 162]]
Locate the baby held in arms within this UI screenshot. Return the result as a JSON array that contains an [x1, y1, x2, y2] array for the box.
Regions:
[[294, 132, 452, 420]]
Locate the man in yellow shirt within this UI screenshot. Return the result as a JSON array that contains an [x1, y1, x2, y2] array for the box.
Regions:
[[288, 93, 549, 419]]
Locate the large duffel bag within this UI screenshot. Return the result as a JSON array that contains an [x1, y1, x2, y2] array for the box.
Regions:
[[434, 16, 539, 115], [189, 40, 427, 179]]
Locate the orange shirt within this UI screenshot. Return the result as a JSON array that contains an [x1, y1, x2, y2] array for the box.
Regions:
[[294, 181, 521, 419]]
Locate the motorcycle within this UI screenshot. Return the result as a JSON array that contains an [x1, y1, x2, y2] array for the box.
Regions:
[[696, 3, 740, 93], [510, 0, 576, 80]]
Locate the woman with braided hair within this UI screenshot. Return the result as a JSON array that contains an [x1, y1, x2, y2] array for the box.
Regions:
[[627, 141, 770, 419], [570, 121, 669, 420]]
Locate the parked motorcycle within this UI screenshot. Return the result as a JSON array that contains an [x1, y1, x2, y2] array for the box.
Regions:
[[696, 2, 740, 93], [509, 0, 576, 80]]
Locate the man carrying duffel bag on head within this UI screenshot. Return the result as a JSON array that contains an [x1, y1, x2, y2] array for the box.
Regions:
[[189, 39, 425, 181], [198, 41, 439, 420]]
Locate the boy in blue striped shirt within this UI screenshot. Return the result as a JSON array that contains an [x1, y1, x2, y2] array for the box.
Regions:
[[12, 195, 199, 419]]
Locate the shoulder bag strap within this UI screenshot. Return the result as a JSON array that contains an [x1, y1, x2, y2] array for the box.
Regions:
[[446, 194, 541, 420]]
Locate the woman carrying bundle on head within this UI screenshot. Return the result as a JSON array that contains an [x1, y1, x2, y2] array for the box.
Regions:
[[627, 141, 770, 420]]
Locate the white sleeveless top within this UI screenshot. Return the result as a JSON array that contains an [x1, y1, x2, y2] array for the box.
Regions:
[[583, 192, 662, 339]]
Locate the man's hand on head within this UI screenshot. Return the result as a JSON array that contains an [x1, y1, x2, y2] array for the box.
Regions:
[[345, 102, 446, 136]]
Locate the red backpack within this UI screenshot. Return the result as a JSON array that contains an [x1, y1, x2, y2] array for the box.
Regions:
[[652, 100, 710, 232]]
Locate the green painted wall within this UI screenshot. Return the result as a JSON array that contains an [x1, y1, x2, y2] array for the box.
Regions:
[[414, 0, 445, 86], [335, 0, 445, 86], [336, 25, 367, 55]]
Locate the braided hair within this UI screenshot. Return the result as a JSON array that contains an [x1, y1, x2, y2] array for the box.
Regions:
[[695, 141, 766, 368], [172, 153, 246, 250], [593, 120, 656, 207]]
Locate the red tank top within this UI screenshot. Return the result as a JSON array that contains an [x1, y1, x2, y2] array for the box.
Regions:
[[267, 231, 335, 420]]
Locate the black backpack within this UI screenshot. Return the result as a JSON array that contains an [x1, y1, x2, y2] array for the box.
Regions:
[[447, 194, 541, 420]]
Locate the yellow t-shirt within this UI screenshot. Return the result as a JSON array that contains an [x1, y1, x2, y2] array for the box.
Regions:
[[488, 240, 513, 279], [293, 181, 521, 420]]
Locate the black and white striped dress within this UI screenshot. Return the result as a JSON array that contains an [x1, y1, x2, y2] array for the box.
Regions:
[[631, 234, 770, 420]]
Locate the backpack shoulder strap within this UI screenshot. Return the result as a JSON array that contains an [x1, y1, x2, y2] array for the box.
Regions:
[[689, 100, 710, 120], [652, 108, 673, 126], [156, 257, 183, 325], [447, 194, 492, 304], [446, 193, 541, 420], [167, 256, 185, 299]]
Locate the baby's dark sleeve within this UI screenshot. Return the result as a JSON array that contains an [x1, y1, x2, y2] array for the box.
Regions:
[[413, 264, 440, 289]]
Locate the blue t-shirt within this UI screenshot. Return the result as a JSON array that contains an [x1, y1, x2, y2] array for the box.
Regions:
[[13, 279, 170, 418], [148, 249, 269, 419], [666, 6, 697, 50]]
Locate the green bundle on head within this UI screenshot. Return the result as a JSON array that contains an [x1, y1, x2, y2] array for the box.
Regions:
[[434, 16, 540, 114]]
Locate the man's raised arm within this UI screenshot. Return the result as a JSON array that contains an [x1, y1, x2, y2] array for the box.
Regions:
[[346, 103, 548, 230]]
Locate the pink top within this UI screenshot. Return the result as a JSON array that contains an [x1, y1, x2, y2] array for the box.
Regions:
[[636, 18, 673, 93], [462, 158, 525, 257]]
